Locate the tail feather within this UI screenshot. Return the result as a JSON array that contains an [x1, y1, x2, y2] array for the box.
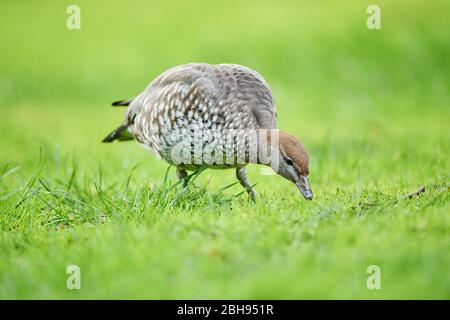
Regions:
[[102, 124, 134, 143], [112, 99, 133, 107]]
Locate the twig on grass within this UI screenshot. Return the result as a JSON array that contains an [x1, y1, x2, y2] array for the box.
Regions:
[[402, 186, 426, 199]]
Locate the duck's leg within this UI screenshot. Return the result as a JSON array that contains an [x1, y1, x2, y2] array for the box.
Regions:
[[236, 166, 257, 201], [176, 167, 189, 187]]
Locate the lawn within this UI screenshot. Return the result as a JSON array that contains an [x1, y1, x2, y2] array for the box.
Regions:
[[0, 0, 449, 299]]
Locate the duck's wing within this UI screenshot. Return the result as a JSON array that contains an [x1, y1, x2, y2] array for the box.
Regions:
[[146, 63, 278, 129], [214, 64, 278, 129]]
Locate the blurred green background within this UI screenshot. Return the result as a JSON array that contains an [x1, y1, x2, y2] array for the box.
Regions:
[[0, 0, 449, 299]]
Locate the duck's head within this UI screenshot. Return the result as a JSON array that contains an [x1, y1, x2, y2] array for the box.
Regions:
[[274, 131, 313, 200]]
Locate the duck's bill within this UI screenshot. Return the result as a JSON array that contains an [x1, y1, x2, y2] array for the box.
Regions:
[[296, 175, 313, 200]]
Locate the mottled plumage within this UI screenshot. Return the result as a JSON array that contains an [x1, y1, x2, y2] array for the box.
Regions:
[[104, 63, 313, 200]]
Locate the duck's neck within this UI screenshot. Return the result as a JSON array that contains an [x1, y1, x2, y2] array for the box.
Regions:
[[254, 129, 280, 166]]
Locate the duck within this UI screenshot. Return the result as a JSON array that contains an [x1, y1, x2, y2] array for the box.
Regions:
[[103, 63, 312, 200]]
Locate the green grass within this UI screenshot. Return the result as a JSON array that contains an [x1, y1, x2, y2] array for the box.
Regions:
[[0, 0, 449, 299]]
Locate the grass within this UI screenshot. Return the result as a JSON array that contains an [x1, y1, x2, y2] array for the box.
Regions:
[[0, 0, 449, 299]]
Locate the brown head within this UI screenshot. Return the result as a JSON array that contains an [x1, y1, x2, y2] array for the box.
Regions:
[[272, 131, 313, 200]]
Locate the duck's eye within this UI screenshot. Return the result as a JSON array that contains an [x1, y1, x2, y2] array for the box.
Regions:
[[286, 158, 293, 166]]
